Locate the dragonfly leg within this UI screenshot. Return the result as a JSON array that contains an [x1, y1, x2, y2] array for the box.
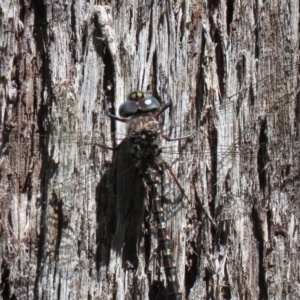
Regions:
[[94, 139, 128, 151], [154, 102, 171, 117], [164, 164, 185, 194], [162, 133, 194, 142], [166, 163, 217, 228], [104, 94, 127, 123], [107, 112, 127, 123], [94, 143, 116, 151]]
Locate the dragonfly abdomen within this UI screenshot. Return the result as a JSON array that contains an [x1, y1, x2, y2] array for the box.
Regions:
[[144, 164, 182, 299]]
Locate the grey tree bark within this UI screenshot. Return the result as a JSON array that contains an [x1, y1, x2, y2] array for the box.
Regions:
[[0, 0, 299, 299]]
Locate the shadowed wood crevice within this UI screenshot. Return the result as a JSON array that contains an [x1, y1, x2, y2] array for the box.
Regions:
[[251, 204, 268, 299], [257, 118, 268, 192]]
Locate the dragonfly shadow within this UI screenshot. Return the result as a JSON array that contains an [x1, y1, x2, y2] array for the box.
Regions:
[[95, 141, 146, 271]]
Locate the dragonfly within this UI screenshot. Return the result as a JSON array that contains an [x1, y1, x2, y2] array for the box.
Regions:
[[1, 61, 299, 299], [95, 90, 196, 299]]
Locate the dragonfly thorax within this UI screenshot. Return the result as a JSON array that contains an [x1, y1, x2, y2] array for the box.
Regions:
[[127, 115, 162, 159]]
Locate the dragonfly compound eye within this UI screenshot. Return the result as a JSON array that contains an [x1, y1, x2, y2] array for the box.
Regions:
[[138, 96, 160, 113], [119, 100, 139, 117]]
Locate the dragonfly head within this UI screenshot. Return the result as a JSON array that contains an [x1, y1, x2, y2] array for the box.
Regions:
[[119, 91, 161, 118]]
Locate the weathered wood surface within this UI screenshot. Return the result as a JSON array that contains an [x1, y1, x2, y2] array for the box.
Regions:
[[0, 0, 299, 299]]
